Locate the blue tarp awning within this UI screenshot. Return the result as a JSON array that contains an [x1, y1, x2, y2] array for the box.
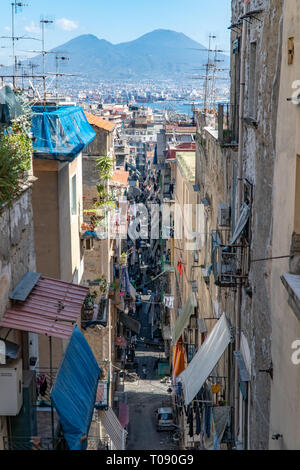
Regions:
[[32, 105, 96, 161], [50, 326, 100, 450]]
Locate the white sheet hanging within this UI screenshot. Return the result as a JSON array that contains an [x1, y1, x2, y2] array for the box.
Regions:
[[178, 313, 232, 405]]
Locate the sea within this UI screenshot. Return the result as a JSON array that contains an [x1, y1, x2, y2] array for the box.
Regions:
[[139, 100, 203, 116]]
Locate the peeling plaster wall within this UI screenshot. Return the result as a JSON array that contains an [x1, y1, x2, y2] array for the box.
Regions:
[[195, 120, 237, 427], [231, 0, 283, 449]]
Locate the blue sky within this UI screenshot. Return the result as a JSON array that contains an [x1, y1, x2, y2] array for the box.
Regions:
[[0, 0, 231, 65]]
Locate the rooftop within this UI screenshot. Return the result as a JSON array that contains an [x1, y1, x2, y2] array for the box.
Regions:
[[85, 112, 116, 131], [111, 169, 129, 186], [165, 125, 196, 134]]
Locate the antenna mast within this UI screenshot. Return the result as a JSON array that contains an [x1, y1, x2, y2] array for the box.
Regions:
[[40, 17, 54, 106], [11, 1, 28, 87], [55, 55, 69, 98]]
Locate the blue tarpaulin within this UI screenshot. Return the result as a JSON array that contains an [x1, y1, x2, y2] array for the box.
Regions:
[[32, 106, 96, 161], [50, 326, 100, 450]]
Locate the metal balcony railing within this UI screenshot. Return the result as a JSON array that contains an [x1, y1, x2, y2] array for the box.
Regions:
[[217, 103, 239, 145], [212, 244, 250, 287]]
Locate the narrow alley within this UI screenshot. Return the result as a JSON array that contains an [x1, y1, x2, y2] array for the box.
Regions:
[[125, 347, 177, 451]]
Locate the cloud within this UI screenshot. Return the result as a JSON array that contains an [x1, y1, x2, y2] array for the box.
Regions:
[[56, 18, 79, 32], [24, 21, 40, 34], [4, 26, 10, 32]]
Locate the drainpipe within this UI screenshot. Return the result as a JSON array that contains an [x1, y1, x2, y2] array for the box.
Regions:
[[234, 1, 248, 445]]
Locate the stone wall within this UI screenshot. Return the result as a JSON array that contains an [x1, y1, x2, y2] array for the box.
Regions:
[[0, 185, 36, 450], [231, 0, 283, 449], [0, 186, 36, 320]]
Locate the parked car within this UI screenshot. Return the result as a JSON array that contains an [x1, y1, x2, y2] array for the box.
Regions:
[[155, 407, 175, 431]]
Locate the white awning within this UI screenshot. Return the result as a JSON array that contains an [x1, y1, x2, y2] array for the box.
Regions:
[[171, 292, 197, 346], [231, 203, 250, 245], [99, 407, 127, 450], [178, 313, 232, 405]]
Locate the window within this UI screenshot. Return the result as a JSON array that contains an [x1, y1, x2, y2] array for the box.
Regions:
[[248, 42, 257, 119], [288, 37, 295, 65], [71, 174, 77, 215]]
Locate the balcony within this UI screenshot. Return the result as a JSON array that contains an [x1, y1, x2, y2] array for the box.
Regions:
[[82, 287, 110, 328], [217, 103, 239, 146], [212, 244, 250, 287]]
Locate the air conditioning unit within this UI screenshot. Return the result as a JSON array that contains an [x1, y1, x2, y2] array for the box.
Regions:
[[191, 280, 198, 293], [0, 358, 23, 416], [218, 204, 231, 227]]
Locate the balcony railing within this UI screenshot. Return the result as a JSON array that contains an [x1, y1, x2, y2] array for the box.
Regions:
[[217, 103, 239, 145], [212, 244, 250, 287]]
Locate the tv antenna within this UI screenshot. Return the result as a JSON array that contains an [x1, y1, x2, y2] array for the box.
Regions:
[[55, 55, 69, 97], [40, 17, 54, 105], [0, 2, 40, 87], [189, 35, 229, 113]]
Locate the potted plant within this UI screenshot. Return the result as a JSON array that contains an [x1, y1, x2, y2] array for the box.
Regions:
[[109, 282, 117, 299]]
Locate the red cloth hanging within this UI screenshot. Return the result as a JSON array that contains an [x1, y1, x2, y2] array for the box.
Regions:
[[177, 261, 183, 276]]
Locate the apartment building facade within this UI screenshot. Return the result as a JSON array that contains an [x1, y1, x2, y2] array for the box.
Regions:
[[161, 0, 287, 450]]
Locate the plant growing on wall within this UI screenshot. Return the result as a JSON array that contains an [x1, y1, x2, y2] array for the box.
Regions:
[[97, 275, 108, 296], [223, 129, 233, 144], [0, 122, 33, 208], [94, 184, 116, 209], [96, 154, 114, 181]]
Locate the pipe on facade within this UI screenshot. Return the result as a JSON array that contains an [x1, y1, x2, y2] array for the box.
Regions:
[[234, 1, 248, 444]]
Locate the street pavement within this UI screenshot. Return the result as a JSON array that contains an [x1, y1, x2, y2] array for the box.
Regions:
[[125, 348, 178, 451]]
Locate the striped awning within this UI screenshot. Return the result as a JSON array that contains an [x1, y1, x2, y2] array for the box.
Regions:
[[99, 407, 127, 450], [171, 292, 197, 346], [0, 275, 89, 339]]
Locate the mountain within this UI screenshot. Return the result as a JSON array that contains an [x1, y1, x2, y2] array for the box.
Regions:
[[23, 29, 230, 81]]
